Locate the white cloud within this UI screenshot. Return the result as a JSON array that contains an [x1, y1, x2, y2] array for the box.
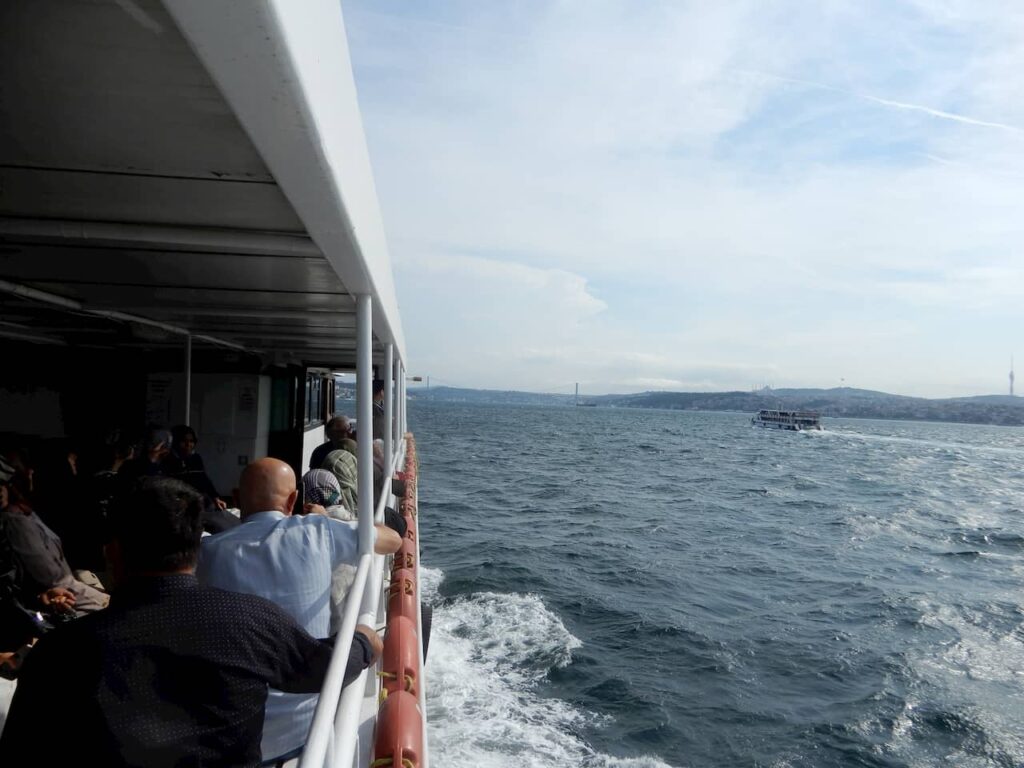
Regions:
[[349, 1, 1024, 397]]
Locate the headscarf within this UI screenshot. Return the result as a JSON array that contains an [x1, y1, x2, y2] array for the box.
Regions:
[[321, 449, 358, 514], [303, 469, 342, 507]]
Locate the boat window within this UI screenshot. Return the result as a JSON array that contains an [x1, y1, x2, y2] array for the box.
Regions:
[[305, 374, 325, 428]]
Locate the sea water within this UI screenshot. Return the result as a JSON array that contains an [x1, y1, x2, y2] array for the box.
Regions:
[[411, 403, 1024, 768]]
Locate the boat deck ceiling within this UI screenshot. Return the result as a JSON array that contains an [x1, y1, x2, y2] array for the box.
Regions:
[[0, 0, 402, 368]]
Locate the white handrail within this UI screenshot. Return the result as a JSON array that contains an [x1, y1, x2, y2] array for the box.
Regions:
[[373, 443, 406, 523], [329, 551, 385, 766], [300, 552, 373, 768], [300, 438, 408, 768]]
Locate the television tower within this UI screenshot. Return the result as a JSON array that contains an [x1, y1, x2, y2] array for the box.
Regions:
[[1011, 357, 1016, 397]]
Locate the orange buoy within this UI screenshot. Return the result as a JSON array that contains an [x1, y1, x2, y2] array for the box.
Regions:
[[387, 568, 417, 623], [381, 615, 420, 697], [392, 547, 416, 574], [372, 690, 423, 768], [394, 529, 417, 563], [402, 523, 417, 549]]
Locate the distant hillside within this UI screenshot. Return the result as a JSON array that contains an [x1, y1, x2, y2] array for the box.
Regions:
[[407, 385, 575, 406], [407, 385, 1024, 426]]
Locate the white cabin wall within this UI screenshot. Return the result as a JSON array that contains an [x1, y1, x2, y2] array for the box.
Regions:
[[145, 372, 271, 502], [302, 424, 326, 473]]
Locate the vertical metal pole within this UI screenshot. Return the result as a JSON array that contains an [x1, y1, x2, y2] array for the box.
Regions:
[[396, 363, 403, 438], [356, 295, 374, 554], [184, 334, 192, 425], [383, 343, 394, 468], [395, 366, 403, 438]]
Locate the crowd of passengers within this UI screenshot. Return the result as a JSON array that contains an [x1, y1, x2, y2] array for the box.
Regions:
[[0, 385, 424, 767]]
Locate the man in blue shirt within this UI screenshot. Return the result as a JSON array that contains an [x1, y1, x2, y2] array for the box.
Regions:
[[197, 457, 401, 763]]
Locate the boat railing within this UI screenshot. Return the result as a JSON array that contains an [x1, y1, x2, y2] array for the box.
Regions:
[[300, 438, 410, 768]]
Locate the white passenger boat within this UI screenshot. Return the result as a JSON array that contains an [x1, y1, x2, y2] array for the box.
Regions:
[[751, 410, 823, 431], [0, 1, 426, 766]]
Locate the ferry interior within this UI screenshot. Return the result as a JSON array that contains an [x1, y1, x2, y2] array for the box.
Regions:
[[1, 1, 421, 766]]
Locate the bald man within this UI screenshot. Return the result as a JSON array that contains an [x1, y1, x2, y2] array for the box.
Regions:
[[196, 458, 401, 763]]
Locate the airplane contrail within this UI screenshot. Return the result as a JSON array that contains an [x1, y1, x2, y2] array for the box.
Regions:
[[737, 70, 1024, 135]]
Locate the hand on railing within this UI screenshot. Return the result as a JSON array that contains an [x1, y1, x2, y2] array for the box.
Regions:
[[355, 624, 384, 665]]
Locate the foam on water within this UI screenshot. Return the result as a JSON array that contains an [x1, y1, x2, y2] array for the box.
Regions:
[[913, 601, 1024, 686], [888, 599, 1024, 767], [424, 568, 676, 768], [822, 427, 1024, 458]]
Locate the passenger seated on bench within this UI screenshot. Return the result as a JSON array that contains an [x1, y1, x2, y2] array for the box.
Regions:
[[309, 416, 352, 471], [197, 458, 399, 764], [1, 504, 78, 693], [0, 477, 357, 766], [321, 447, 358, 515], [162, 425, 226, 510], [33, 438, 109, 579], [301, 469, 408, 636], [77, 433, 137, 577], [1, 459, 78, 678], [302, 469, 352, 521], [0, 450, 108, 615], [302, 469, 356, 634], [32, 438, 83, 534], [119, 428, 171, 482], [162, 425, 238, 534]]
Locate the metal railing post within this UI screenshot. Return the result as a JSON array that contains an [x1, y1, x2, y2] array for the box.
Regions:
[[399, 364, 406, 435], [356, 294, 374, 555], [384, 343, 394, 468]]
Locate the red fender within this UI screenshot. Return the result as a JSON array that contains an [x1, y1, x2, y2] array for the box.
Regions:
[[387, 568, 417, 623], [392, 545, 416, 574], [381, 615, 420, 697], [372, 690, 423, 768]]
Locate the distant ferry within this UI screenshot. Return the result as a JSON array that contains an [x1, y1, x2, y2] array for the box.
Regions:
[[752, 410, 823, 431]]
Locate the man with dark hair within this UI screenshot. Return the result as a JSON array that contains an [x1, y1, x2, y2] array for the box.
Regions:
[[0, 477, 378, 767], [309, 415, 351, 471]]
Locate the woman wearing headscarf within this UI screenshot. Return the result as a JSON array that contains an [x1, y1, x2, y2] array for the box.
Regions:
[[301, 470, 354, 522], [320, 449, 358, 517], [301, 469, 356, 634]]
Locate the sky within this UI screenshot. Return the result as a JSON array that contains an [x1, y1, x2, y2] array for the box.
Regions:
[[343, 0, 1024, 398]]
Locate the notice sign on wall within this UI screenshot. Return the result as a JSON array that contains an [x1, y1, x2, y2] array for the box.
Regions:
[[238, 385, 256, 415], [145, 376, 175, 426]]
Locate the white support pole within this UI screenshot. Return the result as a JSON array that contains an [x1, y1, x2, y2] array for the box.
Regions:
[[183, 334, 192, 425], [356, 295, 374, 555], [400, 364, 407, 436], [384, 343, 394, 469], [396, 363, 403, 438], [399, 361, 404, 438]]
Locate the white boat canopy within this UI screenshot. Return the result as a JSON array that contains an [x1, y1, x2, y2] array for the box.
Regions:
[[0, 0, 405, 370]]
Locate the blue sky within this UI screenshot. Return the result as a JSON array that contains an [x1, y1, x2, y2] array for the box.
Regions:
[[344, 0, 1024, 397]]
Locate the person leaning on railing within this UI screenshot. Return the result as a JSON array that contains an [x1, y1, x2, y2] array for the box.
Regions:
[[0, 476, 367, 767], [196, 458, 400, 765]]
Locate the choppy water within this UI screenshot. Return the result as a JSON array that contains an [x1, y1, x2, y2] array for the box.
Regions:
[[411, 403, 1024, 768]]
